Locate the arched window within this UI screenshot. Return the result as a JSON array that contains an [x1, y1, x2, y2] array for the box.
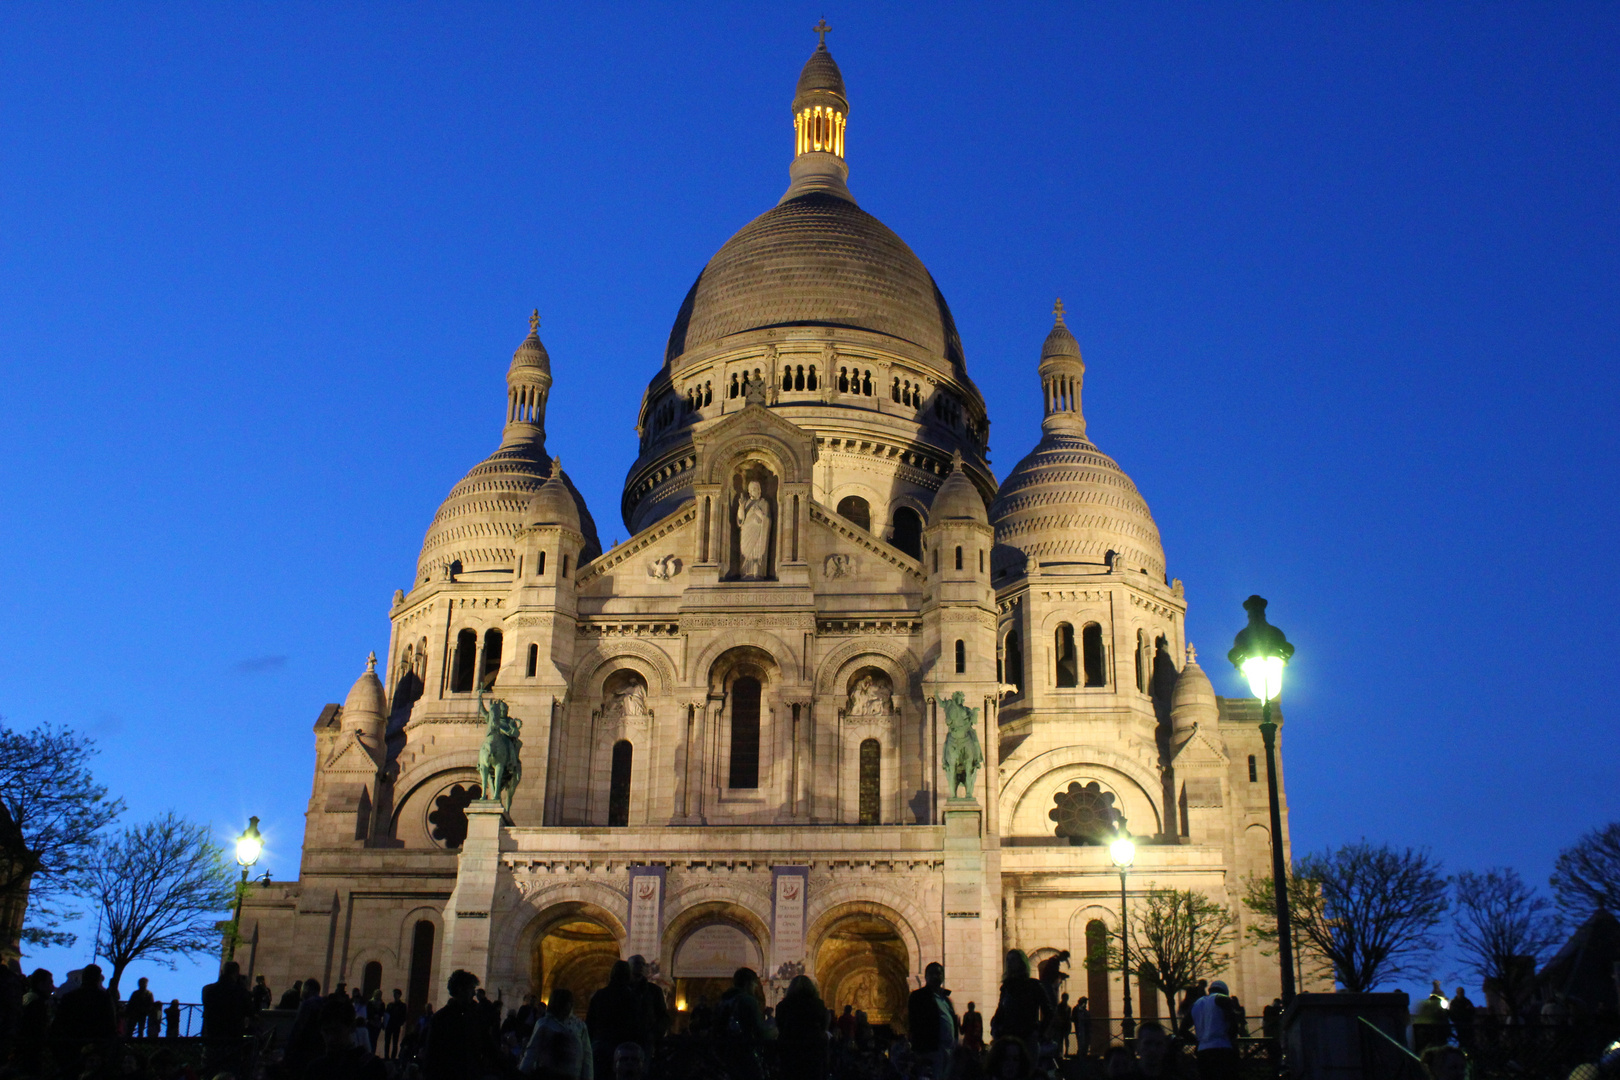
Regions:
[[562, 554, 569, 577], [891, 507, 923, 559], [933, 549, 940, 573], [1136, 629, 1149, 692], [1082, 623, 1106, 687], [955, 640, 966, 674], [858, 738, 881, 824], [407, 920, 435, 1012], [979, 549, 984, 573], [526, 643, 539, 678], [481, 629, 503, 689], [1085, 919, 1111, 1054], [955, 546, 963, 571], [836, 496, 871, 532], [1054, 624, 1078, 688], [728, 676, 761, 789], [362, 961, 382, 999], [537, 551, 546, 576], [608, 740, 633, 826], [1248, 755, 1258, 783], [1004, 630, 1024, 694], [450, 629, 477, 692]]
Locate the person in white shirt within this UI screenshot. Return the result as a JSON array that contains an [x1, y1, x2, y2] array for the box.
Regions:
[[1188, 980, 1238, 1080]]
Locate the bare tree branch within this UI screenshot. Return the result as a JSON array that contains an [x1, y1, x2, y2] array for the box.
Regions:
[[1550, 823, 1620, 919], [1454, 868, 1561, 1015], [1241, 872, 1335, 987], [84, 813, 237, 994], [1121, 887, 1236, 1021]]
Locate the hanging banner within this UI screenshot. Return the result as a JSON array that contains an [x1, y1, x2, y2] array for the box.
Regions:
[[770, 866, 810, 973], [626, 865, 666, 960]]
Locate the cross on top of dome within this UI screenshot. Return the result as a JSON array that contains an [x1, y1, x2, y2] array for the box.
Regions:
[[813, 18, 831, 47]]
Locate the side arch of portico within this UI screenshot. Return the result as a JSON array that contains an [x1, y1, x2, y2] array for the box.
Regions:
[[486, 878, 629, 999], [804, 885, 932, 981]]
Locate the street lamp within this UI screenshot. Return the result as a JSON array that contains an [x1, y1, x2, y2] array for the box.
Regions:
[[1110, 832, 1136, 1040], [226, 817, 263, 961], [1228, 595, 1297, 1006]]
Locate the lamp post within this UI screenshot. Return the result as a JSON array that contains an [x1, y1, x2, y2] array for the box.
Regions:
[[226, 817, 263, 962], [1110, 833, 1136, 1040], [1228, 595, 1296, 1006]]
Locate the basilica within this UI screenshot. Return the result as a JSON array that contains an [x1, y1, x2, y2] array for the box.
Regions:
[[237, 34, 1296, 1038]]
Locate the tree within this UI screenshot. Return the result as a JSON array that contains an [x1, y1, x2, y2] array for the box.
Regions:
[[0, 721, 124, 954], [1241, 872, 1335, 987], [85, 813, 237, 993], [1273, 842, 1449, 992], [1550, 823, 1620, 919], [1124, 887, 1236, 1021], [1453, 868, 1561, 1016]]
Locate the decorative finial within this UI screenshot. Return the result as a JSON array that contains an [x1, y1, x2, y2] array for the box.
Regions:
[[1053, 298, 1066, 324], [365, 651, 377, 674], [813, 17, 831, 47], [530, 309, 540, 333], [552, 456, 562, 474], [1186, 644, 1197, 665]]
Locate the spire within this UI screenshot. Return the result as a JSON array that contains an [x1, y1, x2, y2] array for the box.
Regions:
[[503, 308, 553, 448], [782, 22, 854, 204], [1038, 299, 1086, 437]]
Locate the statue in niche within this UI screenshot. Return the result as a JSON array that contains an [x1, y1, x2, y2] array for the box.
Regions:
[[608, 675, 651, 720], [736, 480, 773, 580], [941, 691, 983, 800], [848, 674, 892, 717], [476, 686, 522, 815]]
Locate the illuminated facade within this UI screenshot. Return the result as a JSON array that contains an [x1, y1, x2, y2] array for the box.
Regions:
[[238, 34, 1298, 1034]]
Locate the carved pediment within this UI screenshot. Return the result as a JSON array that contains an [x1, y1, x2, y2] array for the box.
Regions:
[[692, 404, 817, 486]]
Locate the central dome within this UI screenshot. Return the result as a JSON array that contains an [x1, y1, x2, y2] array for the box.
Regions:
[[663, 192, 966, 377]]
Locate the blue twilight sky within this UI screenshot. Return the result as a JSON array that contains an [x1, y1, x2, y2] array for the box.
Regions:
[[2, 4, 1617, 1002]]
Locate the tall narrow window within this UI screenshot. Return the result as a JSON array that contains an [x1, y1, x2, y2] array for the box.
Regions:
[[1082, 622, 1106, 687], [481, 629, 503, 689], [933, 549, 939, 573], [1136, 630, 1149, 692], [407, 921, 435, 1012], [451, 629, 477, 693], [537, 551, 546, 576], [562, 554, 569, 576], [891, 508, 923, 559], [517, 556, 523, 578], [608, 740, 633, 826], [362, 961, 382, 999], [858, 739, 881, 824], [728, 677, 761, 788], [954, 640, 966, 674], [526, 643, 539, 678], [1055, 624, 1078, 688], [979, 550, 984, 573], [1085, 920, 1110, 1056], [955, 546, 963, 571], [1005, 630, 1024, 694], [836, 496, 871, 532], [1248, 755, 1258, 783], [1179, 785, 1190, 837]]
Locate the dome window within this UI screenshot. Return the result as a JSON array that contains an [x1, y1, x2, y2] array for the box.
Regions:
[[526, 644, 539, 679], [1055, 624, 1078, 688], [1248, 755, 1258, 783], [891, 507, 923, 559], [1004, 630, 1024, 695], [1082, 623, 1106, 687], [450, 629, 477, 693], [955, 546, 963, 571], [836, 496, 870, 532], [480, 629, 503, 689], [954, 640, 966, 674]]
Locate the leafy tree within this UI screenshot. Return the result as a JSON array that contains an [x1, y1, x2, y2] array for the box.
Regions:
[[1123, 887, 1235, 1021], [1276, 841, 1449, 992], [1241, 871, 1335, 987], [1453, 868, 1562, 1017], [0, 721, 124, 954], [1549, 823, 1620, 919], [85, 813, 237, 993]]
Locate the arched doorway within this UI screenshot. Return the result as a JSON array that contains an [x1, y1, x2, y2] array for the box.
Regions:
[[529, 903, 623, 1016], [813, 911, 910, 1029], [670, 920, 763, 1015]]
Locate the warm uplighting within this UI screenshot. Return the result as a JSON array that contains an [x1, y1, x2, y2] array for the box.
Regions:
[[236, 816, 263, 868], [1109, 834, 1136, 869]]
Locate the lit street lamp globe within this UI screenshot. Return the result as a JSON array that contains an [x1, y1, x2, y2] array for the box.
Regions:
[[1227, 595, 1293, 703], [1109, 834, 1136, 869], [236, 816, 263, 869]]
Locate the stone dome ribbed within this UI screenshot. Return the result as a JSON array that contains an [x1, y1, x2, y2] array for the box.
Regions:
[[663, 192, 966, 378], [511, 328, 549, 374], [932, 454, 988, 523], [795, 44, 847, 104], [1043, 319, 1081, 359], [1171, 648, 1219, 735], [991, 432, 1165, 579], [342, 654, 387, 726], [418, 445, 600, 581], [529, 465, 583, 533]]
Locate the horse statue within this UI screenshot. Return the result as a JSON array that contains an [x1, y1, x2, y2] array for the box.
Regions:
[[941, 691, 983, 800], [477, 686, 523, 815]]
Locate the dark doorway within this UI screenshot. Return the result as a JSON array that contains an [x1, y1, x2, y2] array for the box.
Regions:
[[407, 920, 435, 1013]]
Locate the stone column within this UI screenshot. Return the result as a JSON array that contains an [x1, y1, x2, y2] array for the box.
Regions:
[[943, 798, 992, 1011], [441, 800, 506, 985]]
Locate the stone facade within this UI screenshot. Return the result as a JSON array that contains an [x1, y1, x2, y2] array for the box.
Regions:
[[237, 38, 1304, 1031]]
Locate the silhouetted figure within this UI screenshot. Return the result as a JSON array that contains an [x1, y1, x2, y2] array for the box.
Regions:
[[202, 960, 254, 1071], [961, 1001, 984, 1054], [15, 969, 54, 1073], [285, 977, 327, 1070], [908, 962, 959, 1080], [279, 979, 304, 1010], [304, 991, 387, 1080], [835, 1004, 855, 1045], [627, 954, 669, 1051], [385, 988, 408, 1058], [1189, 980, 1239, 1080], [51, 963, 116, 1064], [252, 974, 273, 1012], [990, 951, 1049, 1048], [521, 987, 587, 1080], [1450, 987, 1477, 1050], [164, 999, 181, 1038], [716, 967, 770, 1080], [127, 977, 155, 1038], [425, 969, 498, 1080], [776, 974, 831, 1080], [1070, 997, 1089, 1058], [588, 960, 643, 1080]]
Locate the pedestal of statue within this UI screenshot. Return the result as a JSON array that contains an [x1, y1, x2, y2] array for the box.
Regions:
[[943, 797, 991, 1007], [441, 800, 508, 984]]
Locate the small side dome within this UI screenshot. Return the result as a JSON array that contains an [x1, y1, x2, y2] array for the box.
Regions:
[[529, 459, 584, 533], [1171, 645, 1219, 737], [342, 652, 387, 732], [931, 451, 988, 523]]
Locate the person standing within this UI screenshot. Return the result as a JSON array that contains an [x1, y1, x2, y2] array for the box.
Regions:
[[1070, 997, 1089, 1059], [304, 993, 388, 1080], [1188, 980, 1239, 1080], [385, 988, 409, 1059], [990, 951, 1049, 1052], [520, 988, 585, 1080], [51, 964, 117, 1062], [627, 955, 670, 1053], [907, 963, 959, 1080], [164, 999, 181, 1039], [127, 977, 155, 1039], [251, 975, 273, 1012], [425, 969, 499, 1080], [1449, 987, 1477, 1051], [775, 974, 831, 1080], [960, 1001, 984, 1055], [588, 961, 644, 1080], [15, 969, 54, 1073], [201, 960, 254, 1071], [1051, 992, 1072, 1057]]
